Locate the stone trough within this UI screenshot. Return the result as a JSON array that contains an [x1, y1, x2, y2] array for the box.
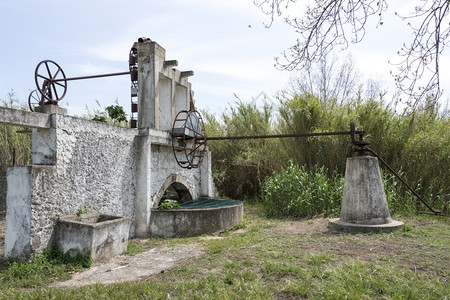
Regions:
[[54, 212, 131, 262], [150, 198, 244, 238]]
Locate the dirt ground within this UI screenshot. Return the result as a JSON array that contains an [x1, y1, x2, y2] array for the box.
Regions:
[[0, 210, 4, 257]]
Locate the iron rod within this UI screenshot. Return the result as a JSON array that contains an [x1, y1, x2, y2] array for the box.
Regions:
[[53, 71, 131, 82], [205, 131, 357, 141], [366, 147, 442, 214]]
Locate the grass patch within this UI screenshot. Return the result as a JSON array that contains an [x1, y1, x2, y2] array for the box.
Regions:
[[0, 206, 448, 299], [0, 247, 91, 289]]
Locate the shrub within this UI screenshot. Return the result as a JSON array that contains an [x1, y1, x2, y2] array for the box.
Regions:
[[260, 162, 343, 218]]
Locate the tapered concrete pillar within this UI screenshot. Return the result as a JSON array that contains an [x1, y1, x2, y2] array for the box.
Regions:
[[329, 156, 403, 232]]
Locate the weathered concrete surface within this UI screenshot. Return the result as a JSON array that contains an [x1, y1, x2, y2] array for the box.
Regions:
[[149, 201, 243, 238], [0, 106, 51, 128], [35, 105, 67, 115], [4, 167, 32, 261], [0, 169, 6, 210], [341, 156, 391, 224], [54, 213, 131, 262], [50, 244, 203, 288], [329, 156, 403, 232]]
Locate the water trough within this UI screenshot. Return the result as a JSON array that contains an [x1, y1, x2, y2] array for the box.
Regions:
[[54, 212, 131, 262], [149, 198, 244, 238]]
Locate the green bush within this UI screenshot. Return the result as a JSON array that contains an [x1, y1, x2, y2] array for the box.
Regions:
[[260, 162, 343, 218]]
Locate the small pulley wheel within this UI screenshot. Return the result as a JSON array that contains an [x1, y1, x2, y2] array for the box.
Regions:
[[35, 60, 67, 102], [171, 110, 207, 169], [28, 90, 43, 112]]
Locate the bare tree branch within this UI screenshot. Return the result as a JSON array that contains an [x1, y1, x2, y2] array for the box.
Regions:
[[255, 0, 449, 111], [391, 0, 449, 110]]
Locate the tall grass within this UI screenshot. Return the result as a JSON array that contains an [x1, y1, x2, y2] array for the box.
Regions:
[[204, 93, 449, 215], [203, 100, 287, 199], [0, 91, 32, 168], [261, 162, 344, 218]]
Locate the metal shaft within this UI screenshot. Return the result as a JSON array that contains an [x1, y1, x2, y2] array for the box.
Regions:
[[205, 130, 358, 141], [53, 71, 131, 82]]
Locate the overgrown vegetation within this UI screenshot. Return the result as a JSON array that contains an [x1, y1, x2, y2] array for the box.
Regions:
[[204, 93, 449, 216], [84, 100, 129, 126], [156, 199, 182, 210], [261, 162, 344, 218]]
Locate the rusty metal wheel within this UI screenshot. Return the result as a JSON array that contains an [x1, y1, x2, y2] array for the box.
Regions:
[[35, 60, 67, 103], [172, 110, 207, 169], [28, 90, 43, 112]]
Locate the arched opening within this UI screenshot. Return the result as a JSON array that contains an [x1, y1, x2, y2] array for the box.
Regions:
[[159, 182, 192, 205], [155, 174, 194, 207]]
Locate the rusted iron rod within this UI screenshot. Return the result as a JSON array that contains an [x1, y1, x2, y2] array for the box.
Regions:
[[52, 71, 131, 82], [205, 130, 360, 141], [366, 147, 442, 215]]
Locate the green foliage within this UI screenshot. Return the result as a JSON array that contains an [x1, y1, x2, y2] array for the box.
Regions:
[[105, 104, 127, 124], [261, 161, 344, 218], [92, 114, 107, 123], [157, 199, 181, 210], [204, 92, 449, 215], [84, 100, 128, 126], [44, 247, 92, 269], [202, 100, 286, 199], [75, 205, 90, 217], [0, 247, 91, 288]]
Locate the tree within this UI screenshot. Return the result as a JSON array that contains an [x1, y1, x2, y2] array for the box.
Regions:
[[287, 54, 362, 104], [254, 0, 449, 110], [105, 104, 127, 124]]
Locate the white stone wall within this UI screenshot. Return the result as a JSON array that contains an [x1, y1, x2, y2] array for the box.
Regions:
[[27, 115, 138, 255], [5, 112, 212, 259]]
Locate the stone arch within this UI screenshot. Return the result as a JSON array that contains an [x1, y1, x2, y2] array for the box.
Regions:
[[155, 174, 193, 206]]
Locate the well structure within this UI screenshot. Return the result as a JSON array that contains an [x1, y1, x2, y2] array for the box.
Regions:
[[1, 40, 215, 260]]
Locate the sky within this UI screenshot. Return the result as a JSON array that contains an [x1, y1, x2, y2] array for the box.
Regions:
[[0, 0, 448, 117]]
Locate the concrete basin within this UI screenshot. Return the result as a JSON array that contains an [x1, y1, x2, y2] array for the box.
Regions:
[[54, 212, 130, 262], [150, 198, 243, 238]]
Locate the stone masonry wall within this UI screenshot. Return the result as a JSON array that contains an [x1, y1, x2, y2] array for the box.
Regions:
[[29, 114, 137, 255]]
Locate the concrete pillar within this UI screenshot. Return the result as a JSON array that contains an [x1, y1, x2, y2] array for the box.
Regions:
[[134, 132, 152, 238], [137, 42, 165, 130], [4, 167, 32, 261], [32, 127, 56, 165], [159, 76, 172, 131], [200, 148, 214, 197], [329, 156, 403, 232]]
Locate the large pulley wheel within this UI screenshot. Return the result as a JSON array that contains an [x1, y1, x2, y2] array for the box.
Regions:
[[35, 60, 67, 103], [172, 110, 207, 169]]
